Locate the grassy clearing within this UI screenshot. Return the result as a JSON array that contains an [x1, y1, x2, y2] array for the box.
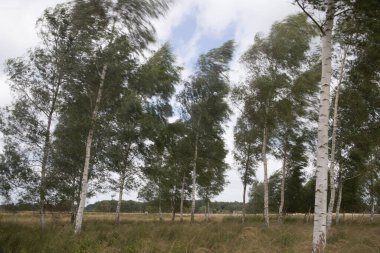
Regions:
[[0, 213, 379, 253]]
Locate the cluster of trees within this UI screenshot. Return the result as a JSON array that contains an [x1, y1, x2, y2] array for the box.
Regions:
[[87, 200, 244, 214], [0, 0, 378, 251], [0, 0, 233, 232]]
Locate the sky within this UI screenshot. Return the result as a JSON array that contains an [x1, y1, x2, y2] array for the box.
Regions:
[[0, 0, 303, 203]]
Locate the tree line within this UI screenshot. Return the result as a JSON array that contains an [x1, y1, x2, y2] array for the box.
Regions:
[[0, 0, 379, 251]]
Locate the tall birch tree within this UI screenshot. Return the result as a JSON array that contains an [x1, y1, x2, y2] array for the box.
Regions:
[[67, 0, 171, 234], [294, 0, 338, 250], [240, 13, 317, 226], [233, 114, 259, 223], [1, 4, 74, 229], [179, 40, 234, 223]]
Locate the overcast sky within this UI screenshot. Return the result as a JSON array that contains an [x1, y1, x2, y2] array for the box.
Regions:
[[0, 0, 303, 203]]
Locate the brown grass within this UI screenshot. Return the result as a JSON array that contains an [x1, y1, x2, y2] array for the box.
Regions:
[[0, 212, 379, 253]]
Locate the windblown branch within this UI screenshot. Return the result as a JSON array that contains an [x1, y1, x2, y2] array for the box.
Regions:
[[295, 0, 324, 35]]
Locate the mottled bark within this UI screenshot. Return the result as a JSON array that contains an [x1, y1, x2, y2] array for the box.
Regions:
[[335, 170, 343, 224], [242, 181, 247, 224], [39, 76, 62, 230], [370, 170, 375, 223], [115, 175, 125, 224], [171, 185, 176, 222], [180, 174, 185, 222], [206, 199, 210, 222], [159, 196, 163, 222], [278, 151, 287, 224], [191, 118, 201, 223], [262, 123, 269, 227], [327, 47, 347, 231], [75, 64, 108, 234], [312, 0, 335, 251], [242, 146, 251, 224]]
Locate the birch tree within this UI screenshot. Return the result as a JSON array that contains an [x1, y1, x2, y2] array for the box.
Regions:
[[1, 4, 74, 229], [294, 0, 337, 250], [179, 40, 234, 223], [240, 13, 317, 227], [326, 45, 348, 230], [197, 134, 228, 222], [329, 0, 380, 226], [67, 0, 171, 234], [233, 114, 259, 223]]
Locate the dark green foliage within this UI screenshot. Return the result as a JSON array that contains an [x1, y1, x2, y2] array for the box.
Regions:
[[0, 143, 38, 202]]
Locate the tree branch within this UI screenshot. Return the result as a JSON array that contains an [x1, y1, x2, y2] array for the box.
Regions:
[[295, 0, 325, 35]]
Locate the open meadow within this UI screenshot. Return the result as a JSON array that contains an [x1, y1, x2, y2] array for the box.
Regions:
[[1, 212, 379, 253]]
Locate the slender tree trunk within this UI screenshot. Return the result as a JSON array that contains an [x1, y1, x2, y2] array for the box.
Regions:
[[180, 174, 185, 222], [278, 151, 287, 224], [262, 123, 269, 227], [115, 175, 125, 224], [171, 185, 176, 222], [171, 208, 176, 222], [370, 169, 375, 222], [74, 64, 108, 234], [327, 47, 347, 231], [159, 196, 163, 222], [242, 182, 247, 224], [312, 0, 335, 251], [191, 118, 201, 223], [39, 78, 61, 230], [206, 199, 210, 222], [335, 177, 343, 224], [70, 187, 76, 224], [242, 147, 251, 224]]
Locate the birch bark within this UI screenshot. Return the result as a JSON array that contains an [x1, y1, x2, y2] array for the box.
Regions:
[[180, 174, 185, 222], [327, 47, 347, 230], [115, 175, 125, 224], [171, 185, 176, 222], [278, 151, 287, 224], [74, 64, 108, 234], [335, 172, 343, 224], [312, 1, 335, 250], [242, 146, 251, 224], [39, 75, 62, 230], [190, 118, 201, 223], [262, 122, 269, 227]]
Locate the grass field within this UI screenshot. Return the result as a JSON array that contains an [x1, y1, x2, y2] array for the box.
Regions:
[[1, 212, 379, 253]]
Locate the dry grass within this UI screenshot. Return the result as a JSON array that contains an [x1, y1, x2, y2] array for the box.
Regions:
[[0, 212, 379, 253]]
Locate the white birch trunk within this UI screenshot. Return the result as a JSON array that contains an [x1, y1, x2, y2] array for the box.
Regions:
[[312, 0, 335, 251], [171, 185, 176, 222], [312, 0, 335, 253], [262, 123, 269, 227], [242, 146, 251, 224], [370, 169, 375, 222], [74, 64, 108, 234], [206, 199, 210, 222], [191, 118, 201, 223], [39, 77, 61, 230], [180, 175, 185, 222], [335, 177, 343, 224], [242, 182, 247, 224], [159, 196, 163, 222], [115, 175, 125, 224], [327, 47, 347, 230], [370, 199, 375, 222], [278, 152, 287, 224]]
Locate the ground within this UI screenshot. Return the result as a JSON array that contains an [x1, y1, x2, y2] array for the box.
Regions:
[[0, 212, 379, 253]]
